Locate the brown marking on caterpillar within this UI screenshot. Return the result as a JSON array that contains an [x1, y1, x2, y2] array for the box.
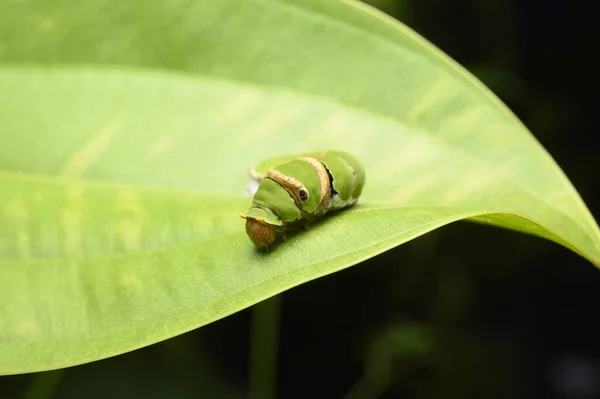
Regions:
[[266, 168, 310, 206]]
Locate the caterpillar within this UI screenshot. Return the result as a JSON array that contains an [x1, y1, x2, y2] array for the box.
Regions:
[[241, 150, 365, 249]]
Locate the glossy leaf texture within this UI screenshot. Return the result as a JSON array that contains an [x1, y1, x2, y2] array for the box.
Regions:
[[1, 0, 599, 374]]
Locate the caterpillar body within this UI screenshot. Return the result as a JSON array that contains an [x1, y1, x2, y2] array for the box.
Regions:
[[241, 150, 365, 249]]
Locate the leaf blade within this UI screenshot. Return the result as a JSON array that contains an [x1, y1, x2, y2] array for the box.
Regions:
[[0, 0, 598, 374]]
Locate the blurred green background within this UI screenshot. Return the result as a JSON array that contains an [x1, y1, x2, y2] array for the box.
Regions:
[[1, 0, 599, 398]]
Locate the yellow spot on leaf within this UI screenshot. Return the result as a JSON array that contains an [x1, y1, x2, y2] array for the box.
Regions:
[[17, 231, 30, 246], [4, 200, 28, 222], [17, 230, 31, 256], [441, 106, 487, 139], [16, 320, 40, 337], [391, 174, 438, 204], [32, 191, 45, 203], [442, 170, 494, 204], [150, 137, 178, 156], [117, 189, 145, 219], [60, 118, 121, 178], [66, 183, 86, 200], [254, 111, 291, 132], [237, 108, 295, 147], [120, 273, 143, 289], [218, 92, 258, 120], [38, 17, 55, 31], [321, 114, 350, 140], [116, 219, 141, 251], [117, 189, 138, 206], [61, 209, 82, 256], [405, 79, 453, 124], [376, 137, 438, 179]]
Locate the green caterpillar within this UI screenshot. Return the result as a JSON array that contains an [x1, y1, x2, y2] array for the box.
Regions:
[[241, 150, 365, 249]]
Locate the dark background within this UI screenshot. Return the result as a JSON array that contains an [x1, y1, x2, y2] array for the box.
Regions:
[[2, 0, 599, 398]]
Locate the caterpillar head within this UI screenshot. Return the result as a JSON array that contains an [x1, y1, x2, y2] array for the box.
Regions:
[[240, 206, 283, 249], [244, 218, 278, 249]]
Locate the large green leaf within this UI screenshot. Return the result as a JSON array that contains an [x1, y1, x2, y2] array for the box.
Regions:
[[0, 0, 598, 374]]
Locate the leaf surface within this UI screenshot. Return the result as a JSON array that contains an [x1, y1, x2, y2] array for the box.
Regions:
[[0, 0, 598, 374]]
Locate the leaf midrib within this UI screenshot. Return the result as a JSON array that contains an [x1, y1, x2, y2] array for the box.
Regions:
[[1, 204, 597, 266]]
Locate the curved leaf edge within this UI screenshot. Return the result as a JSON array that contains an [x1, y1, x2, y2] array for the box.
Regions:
[[344, 0, 600, 241]]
